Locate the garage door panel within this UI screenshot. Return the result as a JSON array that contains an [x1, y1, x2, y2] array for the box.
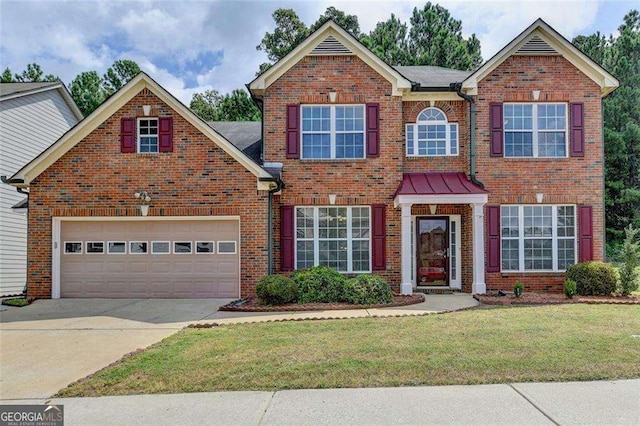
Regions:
[[60, 219, 240, 298]]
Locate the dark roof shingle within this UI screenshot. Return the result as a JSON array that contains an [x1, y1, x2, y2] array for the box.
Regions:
[[393, 66, 472, 89]]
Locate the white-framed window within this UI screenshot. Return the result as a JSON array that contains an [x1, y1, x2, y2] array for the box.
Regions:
[[151, 241, 170, 254], [173, 241, 192, 254], [138, 118, 159, 153], [217, 241, 237, 254], [129, 241, 148, 254], [108, 241, 126, 254], [86, 241, 104, 254], [295, 206, 370, 273], [406, 107, 458, 156], [504, 103, 567, 158], [501, 205, 576, 272], [196, 241, 214, 254], [301, 105, 365, 159], [64, 241, 82, 254]]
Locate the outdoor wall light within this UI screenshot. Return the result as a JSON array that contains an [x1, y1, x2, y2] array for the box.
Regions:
[[135, 191, 152, 216]]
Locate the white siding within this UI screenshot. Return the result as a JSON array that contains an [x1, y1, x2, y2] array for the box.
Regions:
[[0, 89, 79, 295]]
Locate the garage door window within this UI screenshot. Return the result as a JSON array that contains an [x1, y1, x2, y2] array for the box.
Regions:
[[64, 242, 82, 254], [174, 241, 192, 254], [108, 241, 126, 254], [218, 241, 237, 254], [130, 241, 148, 254], [151, 241, 170, 254], [196, 241, 214, 253], [86, 242, 104, 254]]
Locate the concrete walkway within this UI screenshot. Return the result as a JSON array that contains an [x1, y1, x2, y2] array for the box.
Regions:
[[0, 295, 478, 400], [4, 380, 638, 425]]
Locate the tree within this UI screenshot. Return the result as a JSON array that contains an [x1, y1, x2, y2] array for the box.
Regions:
[[573, 10, 640, 251], [189, 89, 261, 121], [13, 63, 59, 82], [406, 2, 482, 70], [309, 6, 362, 38], [256, 8, 309, 74], [1, 68, 14, 83], [362, 14, 408, 66], [69, 71, 106, 117], [102, 59, 141, 95]]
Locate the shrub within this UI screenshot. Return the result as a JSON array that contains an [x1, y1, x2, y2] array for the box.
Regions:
[[566, 262, 618, 296], [343, 275, 393, 305], [256, 275, 298, 305], [618, 225, 640, 296], [1, 297, 29, 307], [514, 281, 524, 297], [564, 279, 577, 299], [292, 266, 347, 303]]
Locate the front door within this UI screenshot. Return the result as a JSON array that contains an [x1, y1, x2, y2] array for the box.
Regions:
[[416, 217, 449, 286]]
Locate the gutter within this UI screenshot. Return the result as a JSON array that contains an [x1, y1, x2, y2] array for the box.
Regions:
[[451, 83, 484, 189]]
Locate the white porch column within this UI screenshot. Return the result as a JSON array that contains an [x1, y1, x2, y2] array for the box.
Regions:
[[471, 202, 487, 294], [400, 203, 413, 295]]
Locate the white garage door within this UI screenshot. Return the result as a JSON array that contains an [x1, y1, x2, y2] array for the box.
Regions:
[[59, 219, 239, 298]]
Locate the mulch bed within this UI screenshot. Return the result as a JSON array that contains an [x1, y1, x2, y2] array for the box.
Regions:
[[219, 293, 425, 312], [475, 291, 640, 306]]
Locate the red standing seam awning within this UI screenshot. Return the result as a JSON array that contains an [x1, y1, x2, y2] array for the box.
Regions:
[[394, 172, 488, 197]]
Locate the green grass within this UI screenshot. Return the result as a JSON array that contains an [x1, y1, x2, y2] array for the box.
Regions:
[[57, 304, 640, 397], [1, 297, 29, 307]]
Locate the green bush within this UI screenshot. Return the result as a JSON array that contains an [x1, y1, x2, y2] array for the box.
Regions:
[[292, 266, 347, 303], [514, 281, 524, 297], [618, 225, 640, 296], [256, 275, 298, 305], [343, 275, 393, 305], [1, 297, 29, 307], [566, 262, 618, 296], [564, 279, 577, 299]]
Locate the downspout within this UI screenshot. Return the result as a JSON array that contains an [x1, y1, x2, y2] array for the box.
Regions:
[[267, 179, 283, 275], [451, 83, 484, 188]]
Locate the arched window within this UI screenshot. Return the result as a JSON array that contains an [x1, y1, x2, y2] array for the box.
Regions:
[[406, 107, 458, 156]]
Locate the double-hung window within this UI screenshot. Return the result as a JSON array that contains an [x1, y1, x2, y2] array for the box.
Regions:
[[406, 107, 458, 156], [501, 205, 576, 271], [295, 206, 370, 273], [504, 103, 567, 157], [301, 105, 365, 159], [138, 118, 159, 153]]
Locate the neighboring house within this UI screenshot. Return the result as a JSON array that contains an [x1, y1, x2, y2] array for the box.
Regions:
[[0, 82, 82, 296], [7, 19, 618, 299]]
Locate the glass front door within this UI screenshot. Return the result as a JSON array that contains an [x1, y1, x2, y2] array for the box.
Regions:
[[416, 217, 449, 286]]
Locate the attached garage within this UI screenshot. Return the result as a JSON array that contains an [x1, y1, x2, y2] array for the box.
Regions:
[[56, 218, 240, 298]]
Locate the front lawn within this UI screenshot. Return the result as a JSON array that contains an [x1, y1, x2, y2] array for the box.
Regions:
[[57, 304, 640, 397]]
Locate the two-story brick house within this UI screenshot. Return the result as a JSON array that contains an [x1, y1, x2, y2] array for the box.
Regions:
[[8, 19, 617, 299]]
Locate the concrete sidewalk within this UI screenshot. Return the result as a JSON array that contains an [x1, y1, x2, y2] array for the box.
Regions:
[[4, 380, 638, 425]]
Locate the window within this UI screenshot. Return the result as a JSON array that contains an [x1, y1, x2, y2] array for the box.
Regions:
[[86, 242, 104, 254], [108, 241, 126, 254], [196, 241, 214, 253], [501, 205, 576, 271], [504, 103, 567, 157], [64, 242, 82, 254], [151, 241, 170, 254], [138, 118, 158, 153], [295, 206, 370, 273], [406, 108, 458, 156], [130, 241, 148, 254], [173, 241, 192, 254], [217, 241, 237, 254], [301, 105, 365, 159]]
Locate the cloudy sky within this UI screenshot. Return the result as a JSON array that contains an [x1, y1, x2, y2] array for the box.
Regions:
[[0, 0, 635, 104]]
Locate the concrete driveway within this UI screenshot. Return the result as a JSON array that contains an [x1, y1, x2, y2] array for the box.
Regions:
[[0, 299, 233, 400]]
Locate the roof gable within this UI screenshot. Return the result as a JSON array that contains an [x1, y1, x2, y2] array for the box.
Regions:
[[249, 20, 412, 97], [0, 82, 83, 120], [10, 73, 273, 188], [462, 18, 618, 96]]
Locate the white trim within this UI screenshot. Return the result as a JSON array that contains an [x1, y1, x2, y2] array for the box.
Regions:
[[107, 241, 127, 254], [195, 241, 215, 254], [472, 203, 486, 294], [129, 241, 149, 255], [300, 105, 366, 160], [136, 117, 159, 154], [63, 241, 83, 255], [400, 204, 413, 295], [217, 241, 237, 255], [503, 103, 568, 158], [54, 215, 241, 222], [406, 107, 459, 157], [151, 241, 171, 254], [173, 241, 193, 254], [86, 241, 105, 254], [461, 19, 618, 96], [401, 92, 465, 102], [52, 218, 61, 299], [395, 193, 488, 208]]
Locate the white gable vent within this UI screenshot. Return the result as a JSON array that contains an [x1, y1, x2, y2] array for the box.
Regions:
[[515, 35, 559, 55], [309, 35, 352, 55]]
